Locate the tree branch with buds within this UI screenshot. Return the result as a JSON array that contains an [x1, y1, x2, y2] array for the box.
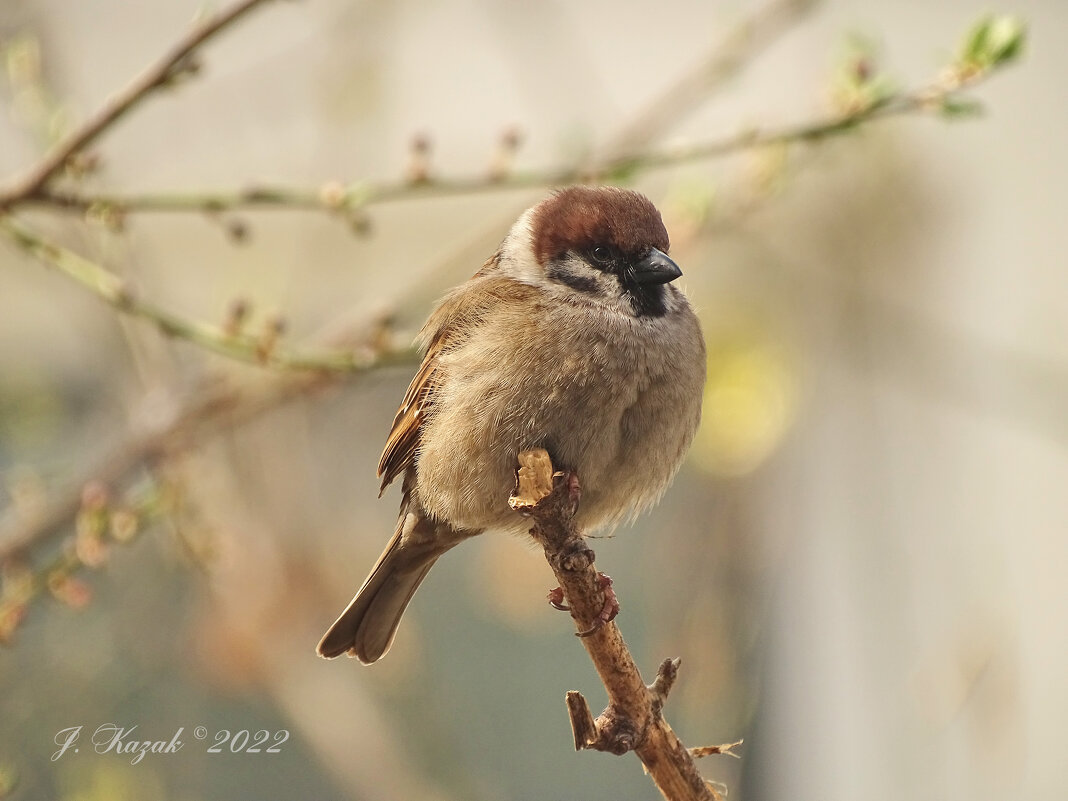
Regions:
[[510, 449, 739, 801], [0, 0, 278, 208], [10, 12, 1024, 224], [0, 217, 415, 373], [0, 304, 408, 564]]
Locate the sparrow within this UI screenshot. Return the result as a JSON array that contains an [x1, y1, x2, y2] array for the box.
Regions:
[[318, 185, 706, 664]]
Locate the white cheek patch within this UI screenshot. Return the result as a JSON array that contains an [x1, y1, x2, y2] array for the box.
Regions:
[[498, 209, 546, 286]]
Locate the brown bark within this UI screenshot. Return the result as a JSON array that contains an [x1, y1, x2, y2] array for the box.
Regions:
[[509, 448, 719, 801]]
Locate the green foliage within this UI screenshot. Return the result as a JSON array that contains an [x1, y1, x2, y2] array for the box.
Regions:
[[939, 97, 985, 120], [959, 14, 1026, 72]]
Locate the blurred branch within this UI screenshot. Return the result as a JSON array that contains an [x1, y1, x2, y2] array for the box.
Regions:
[[510, 449, 733, 801], [0, 0, 278, 209], [0, 307, 405, 565], [599, 0, 817, 159], [0, 216, 413, 372], [0, 381, 235, 563], [5, 0, 816, 221], [593, 42, 1020, 174], [0, 474, 170, 641]]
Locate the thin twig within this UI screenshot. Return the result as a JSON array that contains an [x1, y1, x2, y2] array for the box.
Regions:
[[0, 381, 234, 561], [20, 62, 1002, 218], [0, 314, 405, 562], [0, 0, 278, 207], [0, 216, 415, 372], [5, 0, 816, 218], [690, 740, 744, 760]]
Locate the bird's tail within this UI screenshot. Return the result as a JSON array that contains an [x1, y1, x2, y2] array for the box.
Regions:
[[317, 503, 465, 664]]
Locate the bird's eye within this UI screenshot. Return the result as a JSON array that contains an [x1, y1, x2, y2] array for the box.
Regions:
[[591, 246, 613, 264]]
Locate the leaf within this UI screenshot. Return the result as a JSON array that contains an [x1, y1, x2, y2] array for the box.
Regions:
[[960, 16, 994, 66], [959, 14, 1026, 70], [985, 15, 1026, 66], [939, 97, 985, 119]]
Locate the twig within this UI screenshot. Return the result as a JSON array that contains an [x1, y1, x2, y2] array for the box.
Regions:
[[690, 740, 744, 759], [0, 216, 414, 372], [0, 314, 408, 562], [0, 473, 175, 642], [0, 383, 227, 561], [6, 0, 813, 219], [564, 691, 599, 750], [510, 449, 727, 801], [0, 0, 278, 208], [20, 64, 998, 218]]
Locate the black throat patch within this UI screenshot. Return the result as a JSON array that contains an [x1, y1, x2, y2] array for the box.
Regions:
[[620, 279, 668, 318]]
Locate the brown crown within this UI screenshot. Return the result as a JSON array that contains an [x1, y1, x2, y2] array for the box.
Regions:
[[530, 186, 670, 265]]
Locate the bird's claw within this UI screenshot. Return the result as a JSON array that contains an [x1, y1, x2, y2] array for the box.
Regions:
[[548, 573, 619, 636], [575, 572, 619, 637], [547, 586, 570, 611]]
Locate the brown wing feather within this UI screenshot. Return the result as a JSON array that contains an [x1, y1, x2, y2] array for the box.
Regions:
[[376, 252, 509, 495], [377, 338, 444, 494]]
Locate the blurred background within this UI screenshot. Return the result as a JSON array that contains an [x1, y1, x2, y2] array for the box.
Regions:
[[0, 0, 1062, 799]]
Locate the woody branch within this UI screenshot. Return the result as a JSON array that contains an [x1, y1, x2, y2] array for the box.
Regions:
[[509, 448, 740, 801]]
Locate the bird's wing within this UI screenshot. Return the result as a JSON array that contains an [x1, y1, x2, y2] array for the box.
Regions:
[[377, 333, 445, 494], [377, 253, 527, 494]]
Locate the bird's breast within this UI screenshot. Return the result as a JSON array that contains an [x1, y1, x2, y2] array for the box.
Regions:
[[413, 297, 704, 534]]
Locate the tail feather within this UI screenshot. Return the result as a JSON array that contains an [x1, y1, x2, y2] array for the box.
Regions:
[[317, 527, 432, 663], [353, 558, 437, 662], [318, 502, 472, 664]]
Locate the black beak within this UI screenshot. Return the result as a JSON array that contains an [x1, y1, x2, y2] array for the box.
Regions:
[[631, 248, 682, 285]]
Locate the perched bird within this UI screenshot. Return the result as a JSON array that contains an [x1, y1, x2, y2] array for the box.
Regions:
[[318, 186, 706, 664]]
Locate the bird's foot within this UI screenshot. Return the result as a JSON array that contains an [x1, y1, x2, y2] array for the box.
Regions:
[[576, 572, 619, 637], [547, 572, 619, 637], [547, 585, 570, 611]]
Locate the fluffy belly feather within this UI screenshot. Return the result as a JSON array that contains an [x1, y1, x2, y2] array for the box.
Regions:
[[412, 320, 702, 535]]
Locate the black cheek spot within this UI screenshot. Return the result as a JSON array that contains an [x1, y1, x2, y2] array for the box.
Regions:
[[547, 262, 601, 295]]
